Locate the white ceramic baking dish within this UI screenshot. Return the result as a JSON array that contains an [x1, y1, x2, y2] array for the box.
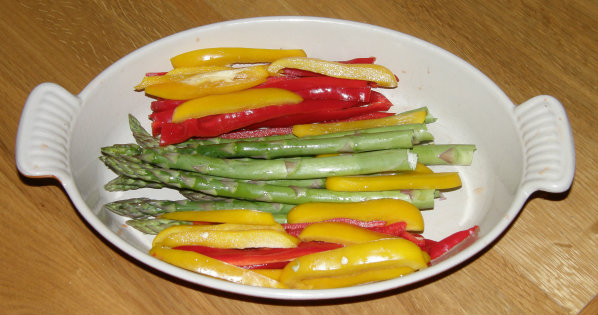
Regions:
[[15, 17, 575, 300]]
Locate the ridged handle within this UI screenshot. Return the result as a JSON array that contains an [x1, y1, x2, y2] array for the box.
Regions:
[[16, 83, 81, 182], [514, 95, 575, 197]]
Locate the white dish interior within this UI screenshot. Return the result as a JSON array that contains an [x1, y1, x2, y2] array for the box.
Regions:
[[16, 17, 575, 300]]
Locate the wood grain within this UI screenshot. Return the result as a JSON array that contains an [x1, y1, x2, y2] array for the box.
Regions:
[[1, 1, 596, 314]]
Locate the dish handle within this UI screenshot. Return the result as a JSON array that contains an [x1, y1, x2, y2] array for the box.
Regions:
[[15, 83, 81, 182], [514, 95, 575, 197]]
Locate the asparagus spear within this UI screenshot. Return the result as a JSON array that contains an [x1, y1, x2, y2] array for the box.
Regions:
[[105, 197, 296, 218], [99, 156, 435, 208], [169, 129, 416, 159], [128, 114, 159, 148], [104, 175, 165, 191], [411, 144, 477, 165], [126, 210, 289, 235], [135, 148, 416, 180]]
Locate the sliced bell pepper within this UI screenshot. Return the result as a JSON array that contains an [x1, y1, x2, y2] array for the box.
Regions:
[[153, 223, 285, 246], [159, 209, 278, 225], [268, 57, 398, 88], [294, 87, 371, 102], [245, 101, 389, 129], [174, 241, 343, 267], [153, 227, 299, 249], [145, 65, 270, 100], [286, 199, 424, 232], [135, 65, 232, 90], [159, 99, 364, 144], [252, 268, 283, 279], [426, 225, 479, 261], [292, 108, 427, 137], [278, 238, 430, 289], [149, 246, 286, 288], [281, 57, 377, 77], [298, 222, 396, 245], [170, 47, 307, 68], [150, 99, 186, 112], [325, 172, 462, 191], [255, 76, 370, 90], [171, 87, 303, 123], [283, 218, 387, 237]]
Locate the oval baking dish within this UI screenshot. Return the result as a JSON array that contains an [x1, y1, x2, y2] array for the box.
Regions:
[[15, 16, 575, 300]]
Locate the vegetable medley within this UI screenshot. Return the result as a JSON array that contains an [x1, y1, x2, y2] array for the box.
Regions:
[[100, 47, 479, 290]]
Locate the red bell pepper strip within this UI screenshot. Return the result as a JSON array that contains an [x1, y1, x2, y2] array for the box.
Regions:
[[256, 76, 370, 90], [246, 100, 392, 129], [425, 226, 480, 261], [174, 241, 343, 267], [294, 87, 371, 102], [158, 99, 362, 145], [151, 99, 186, 112]]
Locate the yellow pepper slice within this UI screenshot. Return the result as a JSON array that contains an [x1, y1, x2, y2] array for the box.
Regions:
[[251, 269, 283, 281], [153, 225, 299, 249], [326, 172, 462, 191], [150, 246, 286, 288], [153, 224, 285, 246], [286, 199, 424, 232], [159, 209, 278, 225], [171, 87, 303, 123], [134, 66, 232, 90], [293, 109, 427, 137], [296, 266, 416, 289], [144, 65, 270, 100], [279, 238, 429, 289], [298, 222, 394, 245], [170, 47, 307, 68], [267, 57, 398, 88]]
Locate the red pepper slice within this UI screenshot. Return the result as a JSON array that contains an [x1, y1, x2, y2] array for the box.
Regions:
[[174, 241, 343, 267], [247, 99, 391, 129], [294, 87, 371, 102], [158, 99, 361, 145], [151, 99, 186, 112], [256, 76, 370, 90], [425, 226, 480, 261], [336, 111, 395, 122]]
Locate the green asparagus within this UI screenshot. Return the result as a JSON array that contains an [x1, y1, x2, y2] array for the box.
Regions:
[[411, 144, 477, 165], [104, 197, 296, 218], [100, 156, 435, 208]]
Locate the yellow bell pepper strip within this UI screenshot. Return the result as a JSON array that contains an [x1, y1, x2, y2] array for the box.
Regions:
[[325, 172, 462, 191], [286, 199, 424, 232], [252, 269, 283, 281], [152, 224, 285, 247], [171, 87, 303, 123], [298, 222, 395, 245], [279, 238, 430, 289], [149, 246, 286, 288], [153, 225, 300, 249], [144, 65, 270, 100], [267, 57, 398, 88], [170, 47, 307, 68], [292, 108, 427, 137], [134, 66, 232, 90], [158, 209, 278, 225]]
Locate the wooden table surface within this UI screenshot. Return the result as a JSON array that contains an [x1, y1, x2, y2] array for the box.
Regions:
[[1, 1, 596, 314]]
